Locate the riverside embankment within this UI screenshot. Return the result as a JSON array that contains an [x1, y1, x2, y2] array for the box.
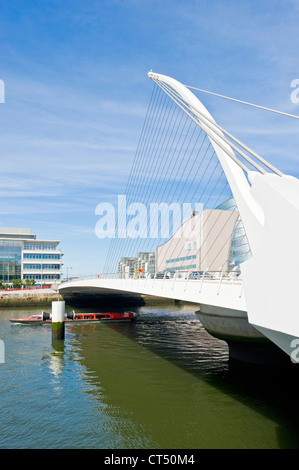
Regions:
[[0, 288, 63, 307], [0, 287, 180, 309]]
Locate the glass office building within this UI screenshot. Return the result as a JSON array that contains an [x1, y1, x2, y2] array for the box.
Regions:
[[0, 228, 63, 285]]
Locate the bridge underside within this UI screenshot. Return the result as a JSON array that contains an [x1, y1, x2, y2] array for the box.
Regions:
[[61, 284, 146, 307], [58, 279, 293, 366]]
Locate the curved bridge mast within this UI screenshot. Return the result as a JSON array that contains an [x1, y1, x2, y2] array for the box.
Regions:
[[148, 72, 299, 360]]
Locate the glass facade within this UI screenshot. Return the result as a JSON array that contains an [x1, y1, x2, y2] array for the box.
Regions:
[[216, 197, 252, 271], [216, 197, 237, 211], [0, 229, 62, 284], [227, 215, 251, 270], [0, 241, 22, 281]]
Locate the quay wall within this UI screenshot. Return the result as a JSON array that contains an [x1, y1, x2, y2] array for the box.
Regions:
[[0, 288, 63, 307]]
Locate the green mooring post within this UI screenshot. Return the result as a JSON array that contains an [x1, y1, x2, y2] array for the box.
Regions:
[[52, 301, 65, 340]]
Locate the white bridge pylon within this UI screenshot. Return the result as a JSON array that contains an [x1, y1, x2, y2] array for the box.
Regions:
[[148, 72, 299, 359], [59, 72, 299, 361]]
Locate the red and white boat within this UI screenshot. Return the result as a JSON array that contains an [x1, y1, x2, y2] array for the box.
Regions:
[[10, 310, 137, 324]]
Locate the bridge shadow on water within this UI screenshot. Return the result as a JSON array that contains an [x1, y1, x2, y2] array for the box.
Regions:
[[64, 299, 299, 449]]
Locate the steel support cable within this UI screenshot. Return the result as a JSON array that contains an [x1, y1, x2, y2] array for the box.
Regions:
[[199, 205, 240, 269], [149, 79, 261, 276], [141, 130, 209, 260], [129, 89, 176, 199], [113, 77, 239, 276], [158, 79, 273, 271], [136, 97, 188, 208], [161, 81, 283, 176], [103, 84, 161, 273], [120, 104, 188, 264], [154, 119, 199, 205], [105, 83, 162, 272], [163, 146, 228, 264], [161, 166, 226, 274], [135, 108, 194, 232], [190, 182, 238, 273], [144, 133, 210, 252], [103, 83, 159, 273], [186, 176, 234, 272], [193, 182, 233, 269], [113, 95, 185, 268], [153, 169, 231, 278], [184, 84, 299, 121], [105, 85, 165, 274], [135, 121, 202, 258], [110, 90, 181, 272], [140, 124, 203, 255], [109, 88, 172, 273], [123, 84, 164, 203], [155, 143, 218, 269], [153, 78, 276, 178], [115, 89, 183, 272], [161, 156, 225, 270], [204, 224, 242, 273], [162, 163, 243, 279], [194, 195, 236, 272], [129, 106, 195, 263], [156, 122, 234, 275], [154, 78, 270, 175], [151, 79, 249, 176]]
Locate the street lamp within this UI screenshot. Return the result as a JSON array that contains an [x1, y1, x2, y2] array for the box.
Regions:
[[66, 266, 73, 280]]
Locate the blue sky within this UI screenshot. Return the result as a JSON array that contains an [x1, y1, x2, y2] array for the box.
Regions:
[[0, 0, 298, 276]]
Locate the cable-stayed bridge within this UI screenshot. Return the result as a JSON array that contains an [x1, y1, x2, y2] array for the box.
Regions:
[[59, 72, 299, 365]]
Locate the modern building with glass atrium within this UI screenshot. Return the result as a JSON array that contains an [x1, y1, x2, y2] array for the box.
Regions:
[[155, 198, 251, 274], [0, 227, 63, 285]]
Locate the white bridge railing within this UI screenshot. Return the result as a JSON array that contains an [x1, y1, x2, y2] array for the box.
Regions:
[[64, 269, 243, 298]]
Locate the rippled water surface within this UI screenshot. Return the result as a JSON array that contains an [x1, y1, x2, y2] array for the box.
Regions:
[[1, 302, 299, 449]]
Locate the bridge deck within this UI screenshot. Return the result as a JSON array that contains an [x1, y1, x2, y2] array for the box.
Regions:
[[58, 276, 246, 313]]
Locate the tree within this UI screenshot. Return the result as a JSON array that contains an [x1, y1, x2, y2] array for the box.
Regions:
[[24, 279, 35, 287], [12, 278, 23, 288]]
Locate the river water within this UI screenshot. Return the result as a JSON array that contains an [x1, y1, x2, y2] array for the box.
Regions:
[[0, 302, 299, 449]]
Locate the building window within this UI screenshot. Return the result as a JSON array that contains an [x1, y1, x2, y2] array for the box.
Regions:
[[23, 253, 61, 260], [166, 255, 196, 264], [23, 264, 42, 270], [42, 264, 60, 270], [24, 243, 57, 251], [165, 264, 196, 271]]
